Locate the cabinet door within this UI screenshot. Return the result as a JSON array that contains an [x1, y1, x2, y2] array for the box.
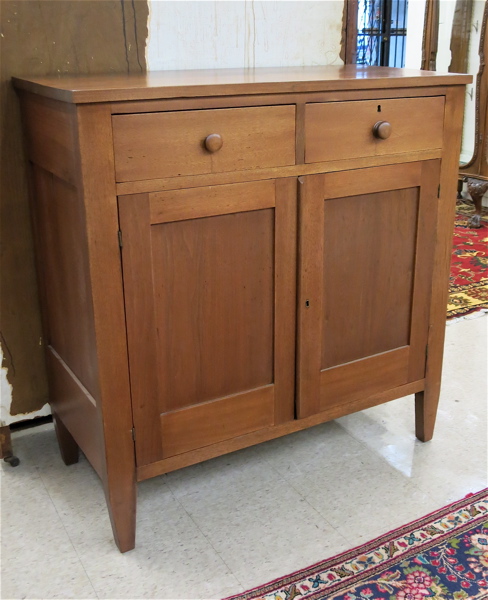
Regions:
[[297, 161, 440, 418], [119, 179, 297, 466]]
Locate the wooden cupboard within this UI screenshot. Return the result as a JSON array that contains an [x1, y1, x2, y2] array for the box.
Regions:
[[13, 66, 470, 552]]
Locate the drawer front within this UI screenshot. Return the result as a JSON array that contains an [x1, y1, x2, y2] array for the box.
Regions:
[[113, 105, 296, 182], [305, 96, 445, 164]]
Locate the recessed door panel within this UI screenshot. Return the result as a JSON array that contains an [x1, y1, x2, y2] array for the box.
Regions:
[[151, 209, 274, 411], [321, 187, 419, 370]]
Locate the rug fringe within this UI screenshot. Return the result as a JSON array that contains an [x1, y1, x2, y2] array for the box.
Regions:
[[447, 309, 488, 325]]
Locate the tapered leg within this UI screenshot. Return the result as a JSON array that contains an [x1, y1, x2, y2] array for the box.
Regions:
[[104, 471, 137, 552], [415, 389, 439, 442], [53, 411, 79, 465]]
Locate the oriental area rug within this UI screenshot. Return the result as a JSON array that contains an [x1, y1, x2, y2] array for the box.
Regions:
[[448, 200, 488, 320], [225, 488, 488, 600]]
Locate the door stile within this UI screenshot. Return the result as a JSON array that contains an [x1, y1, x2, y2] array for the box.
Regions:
[[273, 178, 298, 424], [118, 193, 163, 467], [296, 174, 325, 418], [407, 159, 441, 381]]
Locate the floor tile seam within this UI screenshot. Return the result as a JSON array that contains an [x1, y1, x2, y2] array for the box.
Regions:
[[298, 493, 352, 551], [414, 479, 487, 510], [165, 457, 294, 507], [259, 446, 391, 501], [168, 485, 247, 594], [258, 443, 342, 499], [35, 465, 101, 600], [258, 457, 354, 506]]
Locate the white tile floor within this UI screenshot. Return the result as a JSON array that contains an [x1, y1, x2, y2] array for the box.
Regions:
[[1, 317, 487, 600]]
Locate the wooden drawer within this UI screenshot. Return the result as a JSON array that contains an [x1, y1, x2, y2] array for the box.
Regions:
[[112, 105, 296, 182], [304, 96, 445, 164]]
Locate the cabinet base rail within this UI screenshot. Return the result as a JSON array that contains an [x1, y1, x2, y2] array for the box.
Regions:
[[137, 378, 426, 482]]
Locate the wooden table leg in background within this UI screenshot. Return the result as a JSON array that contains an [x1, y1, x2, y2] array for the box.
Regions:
[[0, 424, 20, 466]]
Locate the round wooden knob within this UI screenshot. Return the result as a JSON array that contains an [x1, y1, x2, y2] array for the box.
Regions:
[[204, 134, 223, 153], [373, 121, 392, 140]]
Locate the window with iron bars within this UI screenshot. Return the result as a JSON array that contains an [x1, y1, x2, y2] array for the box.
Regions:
[[353, 0, 409, 67]]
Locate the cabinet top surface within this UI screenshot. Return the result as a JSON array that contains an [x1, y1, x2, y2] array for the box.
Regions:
[[13, 65, 471, 104]]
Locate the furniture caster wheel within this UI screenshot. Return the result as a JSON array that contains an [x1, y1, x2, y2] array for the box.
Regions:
[[4, 455, 20, 467]]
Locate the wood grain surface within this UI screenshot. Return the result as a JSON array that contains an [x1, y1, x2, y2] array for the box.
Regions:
[[137, 379, 425, 481], [305, 96, 445, 163], [297, 161, 441, 419], [161, 386, 275, 457], [113, 105, 295, 181], [416, 86, 466, 442], [120, 178, 297, 465], [30, 165, 98, 398], [15, 60, 467, 553], [75, 104, 137, 552], [13, 66, 471, 103]]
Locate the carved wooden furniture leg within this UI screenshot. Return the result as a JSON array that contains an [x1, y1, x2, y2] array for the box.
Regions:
[[457, 178, 463, 199], [469, 193, 483, 228], [465, 176, 488, 228], [0, 425, 20, 466], [52, 412, 79, 466]]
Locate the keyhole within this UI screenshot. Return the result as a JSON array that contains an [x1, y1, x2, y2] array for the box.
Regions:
[[377, 105, 382, 112], [305, 300, 310, 307]]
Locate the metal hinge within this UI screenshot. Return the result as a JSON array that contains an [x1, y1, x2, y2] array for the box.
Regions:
[[131, 427, 136, 441], [437, 184, 441, 198], [118, 230, 123, 248]]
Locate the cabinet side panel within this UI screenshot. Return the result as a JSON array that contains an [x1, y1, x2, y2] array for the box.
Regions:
[[31, 166, 99, 398], [20, 93, 78, 186], [46, 347, 102, 477]]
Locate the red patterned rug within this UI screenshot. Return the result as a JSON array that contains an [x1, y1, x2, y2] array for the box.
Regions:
[[225, 488, 488, 600], [448, 200, 488, 320]]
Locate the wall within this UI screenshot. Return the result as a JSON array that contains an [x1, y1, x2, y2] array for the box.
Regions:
[[435, 0, 484, 164], [147, 1, 345, 71], [0, 0, 148, 425], [404, 0, 427, 69]]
